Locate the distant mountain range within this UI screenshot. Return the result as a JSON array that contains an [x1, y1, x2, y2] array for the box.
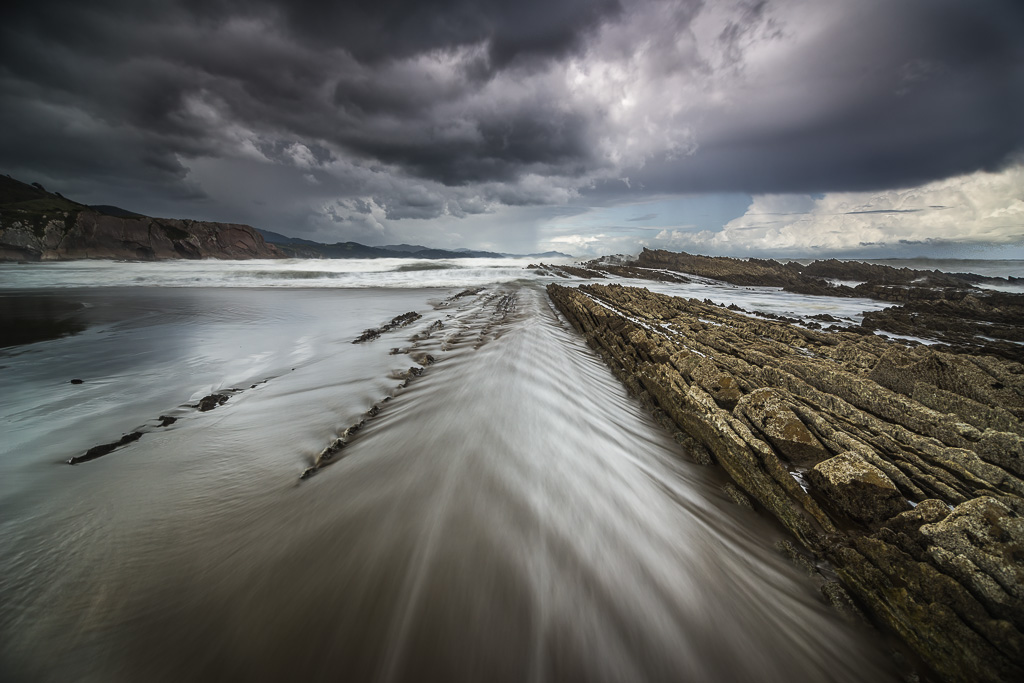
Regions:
[[255, 229, 572, 260]]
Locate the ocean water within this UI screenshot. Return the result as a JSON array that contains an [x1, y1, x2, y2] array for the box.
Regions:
[[0, 259, 911, 682]]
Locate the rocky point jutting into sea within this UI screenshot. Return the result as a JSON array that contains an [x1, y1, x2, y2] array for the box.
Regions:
[[545, 250, 1024, 683]]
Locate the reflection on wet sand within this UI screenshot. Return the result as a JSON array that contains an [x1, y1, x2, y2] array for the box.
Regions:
[[0, 283, 896, 682]]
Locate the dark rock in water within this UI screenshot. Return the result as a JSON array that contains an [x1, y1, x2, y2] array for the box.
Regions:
[[196, 393, 229, 412], [775, 539, 818, 576], [158, 415, 177, 427], [70, 378, 83, 384], [808, 452, 910, 525], [820, 580, 868, 625], [411, 319, 444, 341], [353, 311, 422, 343], [862, 292, 1024, 363], [70, 431, 143, 464], [547, 281, 1024, 683], [722, 482, 753, 509]]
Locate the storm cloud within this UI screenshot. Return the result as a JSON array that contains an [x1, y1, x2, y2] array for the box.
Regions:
[[1, 0, 1022, 249]]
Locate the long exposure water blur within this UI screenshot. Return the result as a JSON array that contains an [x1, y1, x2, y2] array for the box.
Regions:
[[0, 259, 905, 681]]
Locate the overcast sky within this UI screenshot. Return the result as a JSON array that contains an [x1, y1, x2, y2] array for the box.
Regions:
[[3, 0, 1023, 256]]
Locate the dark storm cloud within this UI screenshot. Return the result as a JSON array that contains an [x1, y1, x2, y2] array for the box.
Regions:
[[0, 0, 618, 192], [259, 0, 623, 67], [593, 0, 1024, 196], [1, 0, 1022, 237], [341, 106, 595, 185]]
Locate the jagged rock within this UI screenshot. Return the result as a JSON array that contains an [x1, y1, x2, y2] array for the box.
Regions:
[[735, 388, 829, 466], [546, 280, 1024, 682], [353, 311, 422, 343], [870, 347, 1024, 417], [197, 393, 229, 412], [723, 482, 753, 508], [808, 452, 909, 525], [918, 497, 1024, 628], [836, 533, 1024, 683], [881, 499, 952, 537], [775, 539, 818, 576], [690, 359, 743, 410], [820, 580, 868, 625], [70, 431, 143, 464]]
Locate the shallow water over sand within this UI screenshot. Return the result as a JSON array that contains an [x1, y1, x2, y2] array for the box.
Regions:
[[0, 275, 899, 682]]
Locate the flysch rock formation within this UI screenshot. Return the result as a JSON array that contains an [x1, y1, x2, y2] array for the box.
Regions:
[[0, 175, 282, 261], [585, 248, 1024, 362], [548, 282, 1024, 683]]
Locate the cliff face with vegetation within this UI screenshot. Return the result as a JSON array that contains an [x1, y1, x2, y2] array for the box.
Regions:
[[549, 282, 1024, 683], [0, 176, 282, 261]]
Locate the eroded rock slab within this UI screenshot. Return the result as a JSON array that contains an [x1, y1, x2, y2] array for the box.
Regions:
[[809, 452, 910, 525]]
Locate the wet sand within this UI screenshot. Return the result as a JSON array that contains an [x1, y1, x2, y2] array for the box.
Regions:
[[0, 283, 897, 682]]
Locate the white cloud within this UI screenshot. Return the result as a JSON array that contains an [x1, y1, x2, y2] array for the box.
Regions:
[[286, 143, 317, 169], [654, 163, 1024, 255]]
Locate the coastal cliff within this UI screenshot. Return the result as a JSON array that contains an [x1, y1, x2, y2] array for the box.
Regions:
[[549, 282, 1024, 683], [0, 175, 282, 261]]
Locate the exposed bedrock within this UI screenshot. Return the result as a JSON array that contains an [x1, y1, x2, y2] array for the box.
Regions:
[[592, 249, 1024, 360], [548, 282, 1024, 683], [808, 452, 910, 525], [631, 248, 1009, 292]]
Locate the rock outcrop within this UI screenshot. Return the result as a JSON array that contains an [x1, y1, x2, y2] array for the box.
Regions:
[[808, 452, 910, 525], [584, 248, 1024, 361], [0, 175, 282, 261], [630, 248, 1010, 292], [548, 282, 1024, 683]]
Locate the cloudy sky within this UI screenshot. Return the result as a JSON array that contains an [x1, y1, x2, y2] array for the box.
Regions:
[[3, 0, 1023, 257]]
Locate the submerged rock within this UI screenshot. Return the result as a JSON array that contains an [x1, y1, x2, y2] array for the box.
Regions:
[[70, 431, 143, 464], [353, 311, 422, 343], [196, 393, 229, 412]]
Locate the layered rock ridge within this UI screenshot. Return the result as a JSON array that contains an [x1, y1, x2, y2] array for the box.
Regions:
[[584, 249, 1024, 361], [548, 282, 1024, 683]]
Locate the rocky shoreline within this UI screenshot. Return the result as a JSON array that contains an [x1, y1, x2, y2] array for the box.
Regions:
[[577, 249, 1024, 362], [548, 281, 1023, 683]]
